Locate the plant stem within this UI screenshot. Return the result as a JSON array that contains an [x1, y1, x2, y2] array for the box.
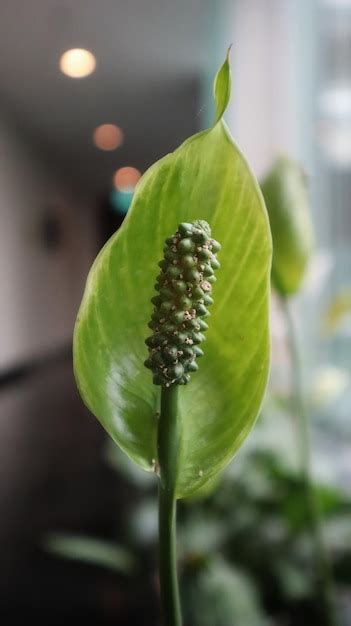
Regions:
[[158, 386, 182, 626], [281, 296, 337, 626]]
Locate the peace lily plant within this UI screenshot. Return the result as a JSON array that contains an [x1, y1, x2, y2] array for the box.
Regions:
[[74, 51, 272, 626], [262, 159, 337, 626]]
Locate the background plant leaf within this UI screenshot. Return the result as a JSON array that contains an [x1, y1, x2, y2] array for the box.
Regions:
[[74, 52, 272, 498], [182, 556, 268, 626], [261, 157, 314, 296], [44, 533, 136, 574]]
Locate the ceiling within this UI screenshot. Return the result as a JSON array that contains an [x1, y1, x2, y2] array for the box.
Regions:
[[0, 0, 214, 194]]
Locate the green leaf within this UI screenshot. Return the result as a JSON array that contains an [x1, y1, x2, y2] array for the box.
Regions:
[[261, 157, 314, 296], [182, 556, 268, 626], [73, 51, 272, 498], [104, 438, 157, 489], [214, 45, 232, 123], [44, 533, 136, 574], [274, 559, 312, 600]]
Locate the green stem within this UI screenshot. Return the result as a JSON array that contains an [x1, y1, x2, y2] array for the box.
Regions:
[[158, 386, 182, 626], [281, 297, 337, 626]]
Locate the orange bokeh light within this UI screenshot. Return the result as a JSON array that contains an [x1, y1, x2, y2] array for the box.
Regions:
[[93, 124, 124, 151], [113, 166, 141, 191]]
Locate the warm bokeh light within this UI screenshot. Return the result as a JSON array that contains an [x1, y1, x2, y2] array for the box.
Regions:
[[93, 124, 124, 151], [113, 166, 141, 191], [59, 48, 96, 78]]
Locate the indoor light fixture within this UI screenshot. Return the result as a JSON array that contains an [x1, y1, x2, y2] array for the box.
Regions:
[[59, 48, 96, 78]]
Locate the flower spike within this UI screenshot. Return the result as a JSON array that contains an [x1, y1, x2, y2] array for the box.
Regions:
[[144, 220, 221, 387]]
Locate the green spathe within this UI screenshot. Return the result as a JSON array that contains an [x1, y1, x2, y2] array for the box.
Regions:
[[261, 157, 314, 296], [73, 52, 272, 499]]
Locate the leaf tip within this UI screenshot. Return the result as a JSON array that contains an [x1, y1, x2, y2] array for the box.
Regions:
[[213, 47, 232, 125]]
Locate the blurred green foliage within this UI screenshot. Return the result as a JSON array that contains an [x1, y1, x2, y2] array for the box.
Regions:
[[46, 399, 351, 625], [45, 533, 136, 574]]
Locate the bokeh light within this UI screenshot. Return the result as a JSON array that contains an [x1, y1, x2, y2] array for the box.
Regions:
[[93, 124, 124, 151], [320, 85, 351, 119], [113, 166, 141, 192], [109, 189, 134, 215], [59, 48, 96, 78]]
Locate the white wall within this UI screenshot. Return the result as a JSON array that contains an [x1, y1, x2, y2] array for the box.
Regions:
[[0, 112, 97, 371], [219, 0, 299, 179]]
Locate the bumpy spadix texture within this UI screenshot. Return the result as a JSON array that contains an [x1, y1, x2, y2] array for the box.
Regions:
[[144, 220, 221, 386]]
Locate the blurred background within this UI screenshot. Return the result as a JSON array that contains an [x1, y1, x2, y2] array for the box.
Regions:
[[0, 0, 350, 625]]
